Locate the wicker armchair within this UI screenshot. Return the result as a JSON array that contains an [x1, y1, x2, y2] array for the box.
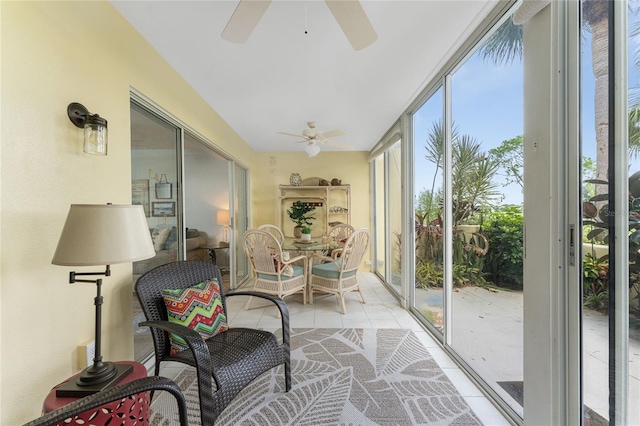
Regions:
[[257, 224, 285, 245], [309, 228, 370, 314], [23, 376, 188, 426], [327, 223, 355, 258], [243, 229, 308, 315], [135, 261, 291, 425]]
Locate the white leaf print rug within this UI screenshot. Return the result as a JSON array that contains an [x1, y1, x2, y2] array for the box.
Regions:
[[150, 328, 482, 425]]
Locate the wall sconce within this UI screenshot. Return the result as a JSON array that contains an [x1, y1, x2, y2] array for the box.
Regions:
[[67, 103, 108, 156]]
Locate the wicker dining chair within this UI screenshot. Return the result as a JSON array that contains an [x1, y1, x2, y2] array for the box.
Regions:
[[23, 376, 188, 426], [257, 224, 285, 245], [135, 261, 291, 425], [243, 229, 307, 315], [327, 223, 355, 258], [309, 228, 370, 314]]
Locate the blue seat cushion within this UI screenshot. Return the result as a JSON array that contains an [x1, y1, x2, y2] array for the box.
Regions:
[[258, 265, 304, 281], [311, 261, 356, 279]]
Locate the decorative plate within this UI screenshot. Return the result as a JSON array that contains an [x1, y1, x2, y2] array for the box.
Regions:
[[290, 173, 302, 186]]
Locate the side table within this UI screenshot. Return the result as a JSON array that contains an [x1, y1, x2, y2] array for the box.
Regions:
[[42, 361, 149, 425], [205, 245, 230, 272]]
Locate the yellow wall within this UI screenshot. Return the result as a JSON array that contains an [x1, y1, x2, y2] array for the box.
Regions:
[[252, 152, 370, 227], [0, 2, 255, 423], [251, 151, 372, 264]]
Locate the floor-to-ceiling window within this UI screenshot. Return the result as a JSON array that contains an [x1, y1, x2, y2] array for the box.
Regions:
[[371, 128, 403, 298], [389, 142, 402, 295], [373, 155, 386, 279], [412, 87, 445, 334], [374, 4, 525, 422], [580, 1, 639, 423], [449, 14, 524, 417]]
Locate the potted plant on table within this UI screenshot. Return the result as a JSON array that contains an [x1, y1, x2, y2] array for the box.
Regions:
[[287, 200, 316, 238], [300, 226, 312, 241]]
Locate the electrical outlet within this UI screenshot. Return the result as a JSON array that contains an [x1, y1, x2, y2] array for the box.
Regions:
[[365, 260, 372, 265], [78, 340, 95, 369]]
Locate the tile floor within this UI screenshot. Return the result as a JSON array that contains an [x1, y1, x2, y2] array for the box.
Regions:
[[157, 272, 512, 425]]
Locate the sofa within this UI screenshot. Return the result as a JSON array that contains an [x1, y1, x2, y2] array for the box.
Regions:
[[133, 227, 208, 281]]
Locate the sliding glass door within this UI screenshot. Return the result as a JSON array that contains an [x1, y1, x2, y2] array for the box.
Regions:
[[129, 95, 250, 363], [402, 5, 525, 421], [580, 1, 638, 423], [130, 101, 182, 364]]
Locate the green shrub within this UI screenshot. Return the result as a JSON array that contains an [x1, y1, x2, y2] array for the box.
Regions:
[[482, 205, 524, 288]]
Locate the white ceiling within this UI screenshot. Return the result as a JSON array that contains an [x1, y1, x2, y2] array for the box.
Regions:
[[113, 0, 497, 154]]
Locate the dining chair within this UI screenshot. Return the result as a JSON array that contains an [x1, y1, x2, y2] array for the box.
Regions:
[[257, 224, 285, 245], [243, 229, 308, 314], [327, 223, 355, 257], [308, 228, 370, 314]]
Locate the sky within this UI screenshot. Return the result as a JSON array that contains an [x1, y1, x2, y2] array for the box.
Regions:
[[412, 8, 640, 213]]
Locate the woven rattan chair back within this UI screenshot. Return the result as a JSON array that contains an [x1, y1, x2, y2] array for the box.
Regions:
[[135, 261, 224, 361], [135, 261, 291, 425], [339, 228, 370, 272], [243, 229, 307, 312], [309, 228, 370, 314], [257, 224, 285, 245], [327, 223, 355, 242], [244, 229, 281, 275]]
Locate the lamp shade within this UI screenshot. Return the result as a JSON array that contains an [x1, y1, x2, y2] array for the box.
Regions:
[[216, 210, 230, 226], [52, 204, 155, 266]]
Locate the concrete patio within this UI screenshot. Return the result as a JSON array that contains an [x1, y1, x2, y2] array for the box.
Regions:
[[417, 285, 640, 424]]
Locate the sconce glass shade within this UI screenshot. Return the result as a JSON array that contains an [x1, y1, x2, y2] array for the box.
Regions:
[[305, 143, 320, 157], [83, 115, 108, 156], [67, 103, 108, 156]]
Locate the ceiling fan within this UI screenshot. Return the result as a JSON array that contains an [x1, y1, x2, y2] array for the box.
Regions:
[[278, 121, 352, 157], [222, 0, 377, 51]]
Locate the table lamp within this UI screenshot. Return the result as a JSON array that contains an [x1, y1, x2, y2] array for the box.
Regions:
[[51, 204, 155, 397], [216, 210, 230, 246]]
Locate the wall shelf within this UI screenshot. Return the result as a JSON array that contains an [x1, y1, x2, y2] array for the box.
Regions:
[[278, 185, 350, 238]]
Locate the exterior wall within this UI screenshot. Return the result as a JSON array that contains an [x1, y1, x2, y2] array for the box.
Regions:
[[0, 2, 255, 423]]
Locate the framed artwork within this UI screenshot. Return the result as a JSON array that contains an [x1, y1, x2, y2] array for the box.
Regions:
[[155, 174, 172, 199], [152, 201, 176, 217], [131, 179, 150, 217]]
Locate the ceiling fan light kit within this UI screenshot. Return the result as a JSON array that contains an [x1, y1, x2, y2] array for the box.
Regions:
[[278, 121, 352, 157], [305, 143, 321, 158]]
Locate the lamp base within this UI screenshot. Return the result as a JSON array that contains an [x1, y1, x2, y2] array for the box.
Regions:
[[55, 363, 133, 397]]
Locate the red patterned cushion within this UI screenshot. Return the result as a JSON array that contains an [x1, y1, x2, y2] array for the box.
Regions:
[[163, 278, 229, 355]]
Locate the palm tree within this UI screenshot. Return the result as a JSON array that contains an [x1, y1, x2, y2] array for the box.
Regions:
[[424, 122, 500, 226], [479, 0, 611, 193]]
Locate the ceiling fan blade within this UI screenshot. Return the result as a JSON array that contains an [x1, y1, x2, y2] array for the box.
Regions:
[[324, 0, 377, 51], [323, 139, 354, 150], [277, 131, 307, 138], [221, 0, 272, 44], [317, 129, 346, 139]]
